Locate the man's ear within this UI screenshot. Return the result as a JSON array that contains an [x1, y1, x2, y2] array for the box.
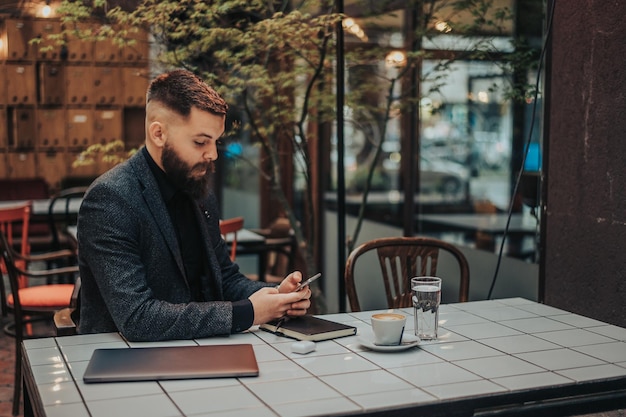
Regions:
[[148, 121, 165, 147]]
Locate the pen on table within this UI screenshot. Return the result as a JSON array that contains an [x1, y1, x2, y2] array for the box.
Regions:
[[275, 316, 288, 332]]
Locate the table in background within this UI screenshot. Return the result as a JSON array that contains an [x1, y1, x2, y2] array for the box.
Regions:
[[67, 226, 271, 280], [420, 212, 539, 260], [420, 212, 538, 236], [22, 298, 626, 417], [0, 199, 82, 222]]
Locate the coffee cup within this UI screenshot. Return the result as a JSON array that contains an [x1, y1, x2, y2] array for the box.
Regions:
[[371, 313, 406, 345]]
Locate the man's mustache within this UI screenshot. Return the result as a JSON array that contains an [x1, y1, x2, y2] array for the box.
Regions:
[[193, 161, 216, 174]]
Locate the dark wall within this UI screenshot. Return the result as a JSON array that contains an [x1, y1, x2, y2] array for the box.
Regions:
[[544, 0, 626, 326]]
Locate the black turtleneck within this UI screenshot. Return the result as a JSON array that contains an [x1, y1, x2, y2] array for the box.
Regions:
[[142, 147, 253, 333]]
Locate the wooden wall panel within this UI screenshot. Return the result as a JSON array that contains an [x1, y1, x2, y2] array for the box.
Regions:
[[0, 152, 6, 178], [122, 67, 150, 107], [39, 62, 65, 105], [65, 22, 94, 63], [93, 32, 120, 63], [67, 108, 93, 148], [0, 65, 6, 105], [123, 108, 145, 149], [31, 19, 62, 61], [0, 108, 6, 149], [0, 23, 5, 61], [37, 151, 67, 190], [10, 108, 36, 149], [6, 63, 37, 105], [7, 152, 36, 178], [93, 66, 121, 105], [66, 150, 100, 178], [4, 18, 34, 61], [121, 29, 150, 63], [37, 108, 66, 148], [94, 109, 123, 145], [65, 65, 94, 105], [0, 16, 149, 190]]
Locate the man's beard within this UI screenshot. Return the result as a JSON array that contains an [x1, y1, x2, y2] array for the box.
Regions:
[[162, 143, 215, 199]]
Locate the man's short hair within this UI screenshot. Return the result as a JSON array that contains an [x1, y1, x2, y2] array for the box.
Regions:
[[147, 69, 228, 117]]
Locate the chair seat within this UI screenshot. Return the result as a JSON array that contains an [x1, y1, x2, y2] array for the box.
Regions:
[[7, 284, 75, 309]]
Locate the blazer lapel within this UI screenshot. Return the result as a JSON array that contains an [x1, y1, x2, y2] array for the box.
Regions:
[[193, 202, 224, 301], [130, 151, 187, 279]]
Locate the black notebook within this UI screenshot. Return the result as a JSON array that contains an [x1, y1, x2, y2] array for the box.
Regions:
[[260, 315, 357, 341], [83, 344, 259, 383]]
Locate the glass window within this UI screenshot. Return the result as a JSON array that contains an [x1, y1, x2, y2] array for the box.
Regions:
[[328, 1, 541, 262]]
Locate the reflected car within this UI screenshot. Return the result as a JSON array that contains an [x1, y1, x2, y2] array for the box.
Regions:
[[419, 155, 470, 195]]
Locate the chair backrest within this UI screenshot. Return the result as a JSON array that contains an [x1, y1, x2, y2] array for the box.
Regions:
[[1, 228, 79, 314], [53, 276, 82, 336], [344, 236, 470, 312], [47, 186, 88, 250], [260, 217, 297, 280], [0, 178, 50, 242], [0, 202, 31, 290], [0, 202, 31, 257], [220, 217, 244, 261], [473, 199, 500, 251], [0, 229, 31, 321]]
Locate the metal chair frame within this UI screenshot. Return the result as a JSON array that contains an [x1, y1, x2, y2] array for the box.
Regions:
[[0, 230, 78, 416]]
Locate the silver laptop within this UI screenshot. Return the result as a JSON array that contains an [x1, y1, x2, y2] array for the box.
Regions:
[[83, 344, 259, 383]]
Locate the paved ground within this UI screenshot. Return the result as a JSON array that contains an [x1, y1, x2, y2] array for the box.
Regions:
[[0, 317, 55, 417], [0, 326, 22, 417]]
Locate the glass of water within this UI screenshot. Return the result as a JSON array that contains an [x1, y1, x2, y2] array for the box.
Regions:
[[412, 276, 442, 340]]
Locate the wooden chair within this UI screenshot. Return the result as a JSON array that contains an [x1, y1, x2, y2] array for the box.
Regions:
[[46, 187, 87, 283], [0, 230, 78, 416], [53, 276, 82, 336], [247, 217, 297, 283], [0, 202, 32, 315], [0, 178, 54, 253], [47, 186, 88, 252], [219, 216, 244, 261], [344, 236, 470, 312], [473, 199, 500, 251]]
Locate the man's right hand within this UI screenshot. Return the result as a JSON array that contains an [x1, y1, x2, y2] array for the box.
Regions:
[[248, 285, 311, 326]]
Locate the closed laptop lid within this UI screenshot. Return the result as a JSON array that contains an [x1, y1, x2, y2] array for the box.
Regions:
[[83, 344, 259, 383]]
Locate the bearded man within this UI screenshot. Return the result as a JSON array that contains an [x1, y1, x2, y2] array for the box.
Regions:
[[77, 69, 310, 341]]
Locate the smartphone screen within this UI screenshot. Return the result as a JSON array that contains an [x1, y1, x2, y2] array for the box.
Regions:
[[294, 273, 321, 292]]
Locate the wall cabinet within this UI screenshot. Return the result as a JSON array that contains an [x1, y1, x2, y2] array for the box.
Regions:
[[0, 16, 150, 193]]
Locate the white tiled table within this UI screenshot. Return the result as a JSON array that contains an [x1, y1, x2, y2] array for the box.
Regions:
[[22, 298, 626, 417]]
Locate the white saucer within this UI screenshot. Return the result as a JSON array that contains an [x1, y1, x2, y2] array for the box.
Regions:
[[358, 333, 420, 352]]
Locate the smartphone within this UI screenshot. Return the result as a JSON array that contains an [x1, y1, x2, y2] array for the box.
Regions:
[[294, 273, 321, 292]]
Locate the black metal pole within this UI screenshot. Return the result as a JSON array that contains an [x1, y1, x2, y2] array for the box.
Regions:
[[404, 6, 419, 237], [335, 0, 346, 312]]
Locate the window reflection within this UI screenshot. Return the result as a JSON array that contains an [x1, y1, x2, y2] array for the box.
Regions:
[[421, 60, 513, 208], [220, 1, 542, 263]]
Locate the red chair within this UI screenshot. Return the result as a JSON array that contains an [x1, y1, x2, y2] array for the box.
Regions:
[[0, 202, 32, 300], [0, 225, 78, 416], [219, 217, 244, 261]]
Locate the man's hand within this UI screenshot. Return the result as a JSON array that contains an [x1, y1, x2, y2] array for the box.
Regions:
[[249, 271, 311, 325], [276, 271, 303, 293]]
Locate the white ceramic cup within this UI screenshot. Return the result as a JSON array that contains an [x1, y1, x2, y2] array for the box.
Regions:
[[371, 313, 406, 345]]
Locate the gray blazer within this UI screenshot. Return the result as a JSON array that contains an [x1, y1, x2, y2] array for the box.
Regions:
[[77, 149, 268, 341]]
